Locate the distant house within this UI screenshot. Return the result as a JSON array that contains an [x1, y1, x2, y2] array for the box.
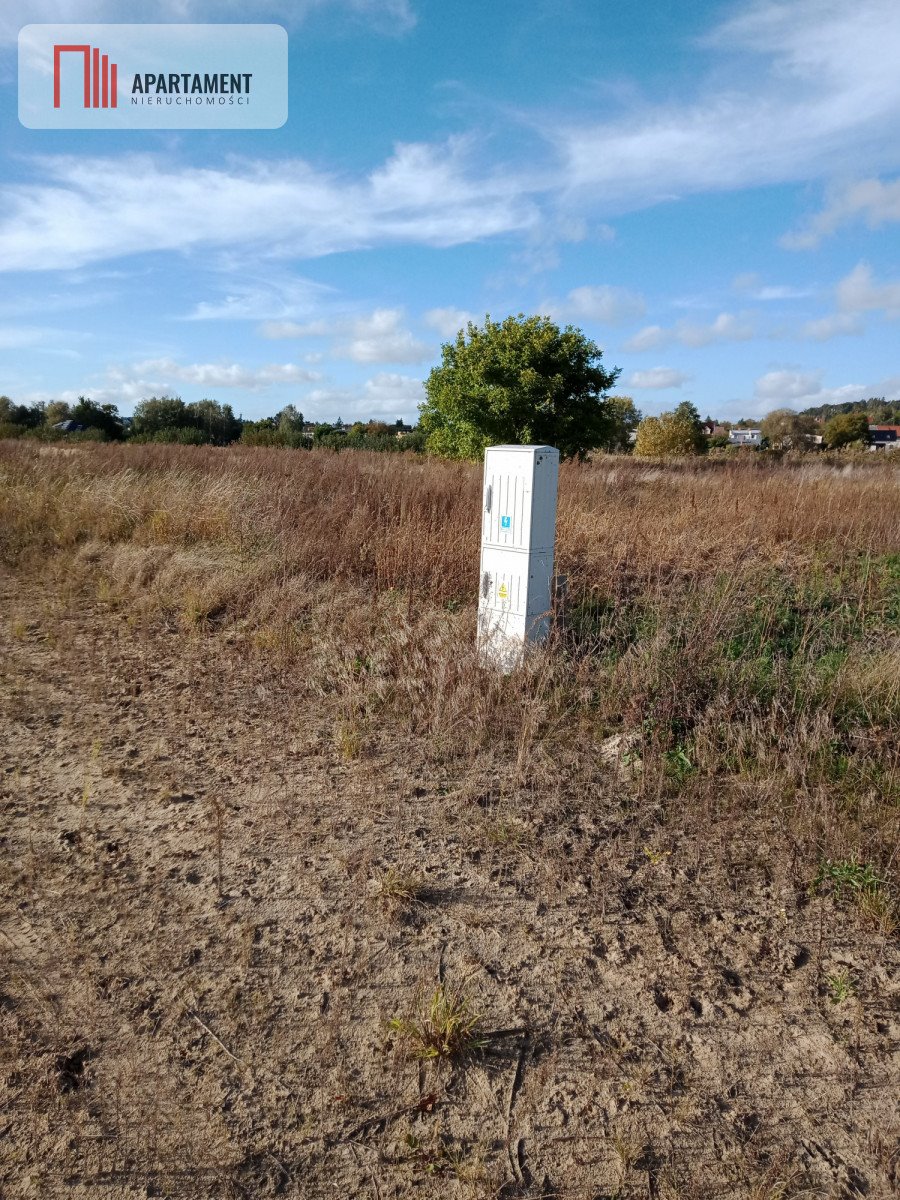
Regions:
[[728, 428, 762, 448], [52, 420, 85, 433], [868, 425, 900, 451]]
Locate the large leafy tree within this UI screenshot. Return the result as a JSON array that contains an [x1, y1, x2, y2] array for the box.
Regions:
[[634, 411, 703, 458], [70, 396, 123, 440], [823, 410, 869, 449], [131, 396, 190, 437], [602, 394, 642, 452], [760, 408, 816, 451], [419, 314, 620, 460], [186, 398, 241, 444]]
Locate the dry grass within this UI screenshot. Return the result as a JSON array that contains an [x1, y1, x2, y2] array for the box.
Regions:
[[2, 439, 900, 1198], [2, 440, 898, 871]]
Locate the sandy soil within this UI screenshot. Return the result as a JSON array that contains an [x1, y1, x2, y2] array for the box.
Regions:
[[1, 565, 898, 1199]]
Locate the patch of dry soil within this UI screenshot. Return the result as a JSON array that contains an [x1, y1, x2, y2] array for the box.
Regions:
[[1, 568, 898, 1198]]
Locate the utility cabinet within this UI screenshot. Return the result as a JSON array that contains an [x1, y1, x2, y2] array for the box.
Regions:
[[477, 445, 559, 670]]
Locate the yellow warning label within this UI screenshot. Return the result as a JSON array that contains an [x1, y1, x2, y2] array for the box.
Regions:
[[498, 583, 508, 599]]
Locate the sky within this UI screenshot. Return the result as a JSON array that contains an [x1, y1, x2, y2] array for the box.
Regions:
[[2, 0, 900, 424]]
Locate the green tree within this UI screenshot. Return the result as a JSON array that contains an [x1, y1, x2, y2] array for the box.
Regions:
[[185, 398, 241, 444], [131, 396, 189, 438], [760, 408, 817, 451], [0, 397, 44, 429], [419, 313, 620, 460], [671, 401, 707, 454], [70, 396, 123, 440], [601, 394, 642, 452], [634, 411, 703, 458], [823, 410, 869, 449], [44, 400, 72, 427], [276, 404, 304, 437]]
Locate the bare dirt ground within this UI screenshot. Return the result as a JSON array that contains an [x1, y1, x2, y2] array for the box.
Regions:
[[2, 564, 899, 1199]]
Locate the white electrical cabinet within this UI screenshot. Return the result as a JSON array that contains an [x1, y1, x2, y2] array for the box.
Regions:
[[477, 445, 559, 670]]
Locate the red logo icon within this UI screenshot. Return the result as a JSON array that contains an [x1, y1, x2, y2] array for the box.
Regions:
[[53, 44, 118, 108]]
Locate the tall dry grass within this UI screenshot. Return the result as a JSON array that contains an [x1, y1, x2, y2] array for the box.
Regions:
[[2, 439, 899, 884]]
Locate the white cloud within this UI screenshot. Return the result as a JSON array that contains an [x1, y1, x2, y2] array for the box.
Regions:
[[732, 275, 814, 301], [748, 368, 876, 415], [5, 4, 900, 280], [363, 372, 425, 414], [337, 309, 433, 364], [0, 326, 58, 350], [624, 325, 667, 352], [262, 308, 433, 364], [186, 275, 334, 322], [754, 369, 824, 403], [626, 367, 689, 389], [423, 307, 477, 338], [298, 373, 423, 421], [624, 312, 754, 352], [799, 313, 863, 341], [130, 358, 321, 390], [782, 176, 900, 248], [0, 145, 538, 274], [836, 262, 900, 316], [0, 0, 414, 45], [260, 319, 332, 339], [677, 312, 755, 348], [554, 1, 900, 205], [562, 285, 646, 325]]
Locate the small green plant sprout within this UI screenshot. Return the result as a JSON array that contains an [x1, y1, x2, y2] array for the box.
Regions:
[[642, 844, 670, 866], [389, 983, 485, 1062], [482, 817, 529, 850], [826, 967, 856, 1005], [663, 744, 695, 786], [377, 867, 426, 911], [814, 858, 884, 899]]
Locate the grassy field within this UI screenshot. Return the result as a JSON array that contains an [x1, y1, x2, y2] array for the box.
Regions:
[[1, 440, 899, 1198]]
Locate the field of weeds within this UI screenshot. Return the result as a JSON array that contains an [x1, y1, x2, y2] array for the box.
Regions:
[[1, 440, 899, 1198]]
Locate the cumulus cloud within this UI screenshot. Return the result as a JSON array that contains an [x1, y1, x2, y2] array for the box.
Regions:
[[782, 176, 900, 249], [799, 312, 863, 341], [624, 312, 754, 352], [748, 368, 878, 414], [625, 368, 689, 389], [754, 369, 824, 403], [422, 307, 477, 338], [732, 274, 814, 301], [562, 285, 646, 325], [337, 309, 433, 364], [836, 262, 900, 316], [363, 372, 425, 413], [129, 358, 322, 389], [261, 308, 433, 364], [297, 373, 423, 420]]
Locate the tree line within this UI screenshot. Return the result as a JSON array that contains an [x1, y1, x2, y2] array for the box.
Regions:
[[3, 313, 896, 460], [0, 395, 426, 454]]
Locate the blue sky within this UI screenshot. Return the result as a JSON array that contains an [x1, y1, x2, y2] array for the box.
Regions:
[[3, 0, 900, 423]]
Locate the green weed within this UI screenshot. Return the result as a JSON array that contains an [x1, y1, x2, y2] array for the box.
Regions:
[[390, 984, 485, 1062]]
